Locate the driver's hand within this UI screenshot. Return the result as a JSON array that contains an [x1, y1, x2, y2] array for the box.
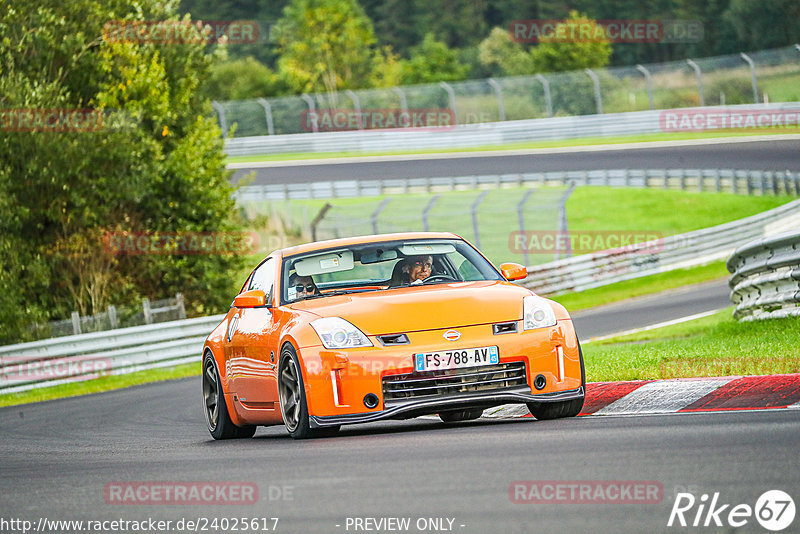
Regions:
[[410, 279, 423, 285]]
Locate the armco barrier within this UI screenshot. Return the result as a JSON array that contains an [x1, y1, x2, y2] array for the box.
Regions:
[[224, 103, 800, 156], [0, 315, 224, 394], [520, 199, 800, 295], [727, 231, 800, 321], [233, 168, 800, 202]]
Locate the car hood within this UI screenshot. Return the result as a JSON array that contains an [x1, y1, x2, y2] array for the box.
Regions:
[[288, 281, 533, 335]]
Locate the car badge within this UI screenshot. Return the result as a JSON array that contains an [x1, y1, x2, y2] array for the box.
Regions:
[[443, 330, 461, 341]]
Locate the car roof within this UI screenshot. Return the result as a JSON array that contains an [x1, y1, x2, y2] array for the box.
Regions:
[[279, 232, 462, 257]]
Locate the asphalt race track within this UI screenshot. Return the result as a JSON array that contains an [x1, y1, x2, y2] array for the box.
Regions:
[[230, 138, 800, 184], [2, 281, 798, 533]]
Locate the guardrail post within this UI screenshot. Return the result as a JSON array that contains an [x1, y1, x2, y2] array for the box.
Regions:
[[686, 59, 705, 106], [108, 305, 118, 329], [585, 69, 603, 114], [256, 98, 275, 135], [175, 293, 186, 320], [371, 198, 390, 234], [635, 64, 654, 110], [440, 82, 458, 125], [422, 194, 441, 231], [142, 298, 152, 325], [71, 311, 81, 335], [300, 94, 318, 133], [739, 53, 759, 104], [471, 191, 488, 249], [487, 78, 506, 121], [345, 90, 363, 129], [516, 189, 535, 266], [535, 74, 553, 117], [310, 202, 332, 241], [392, 87, 408, 116], [211, 101, 228, 138]]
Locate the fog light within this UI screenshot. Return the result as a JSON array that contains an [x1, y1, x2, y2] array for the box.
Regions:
[[534, 374, 547, 390], [363, 393, 379, 409]]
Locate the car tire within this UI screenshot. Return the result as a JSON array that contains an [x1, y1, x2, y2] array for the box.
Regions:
[[278, 344, 339, 439], [203, 352, 256, 439], [527, 341, 586, 420], [439, 408, 484, 422]]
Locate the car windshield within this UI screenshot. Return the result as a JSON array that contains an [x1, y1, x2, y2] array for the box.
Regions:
[[280, 238, 503, 304]]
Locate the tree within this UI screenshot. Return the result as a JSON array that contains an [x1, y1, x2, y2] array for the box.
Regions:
[[198, 57, 289, 101], [274, 0, 377, 95], [529, 11, 613, 73], [0, 0, 245, 342], [399, 34, 470, 85], [478, 27, 535, 76]]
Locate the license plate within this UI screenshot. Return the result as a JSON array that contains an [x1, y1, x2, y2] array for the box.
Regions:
[[414, 346, 499, 372]]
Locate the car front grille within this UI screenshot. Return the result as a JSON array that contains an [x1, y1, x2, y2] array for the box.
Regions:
[[382, 362, 528, 402]]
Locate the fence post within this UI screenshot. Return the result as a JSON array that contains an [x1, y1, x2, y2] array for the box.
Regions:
[[345, 90, 363, 129], [392, 87, 408, 116], [256, 98, 275, 135], [635, 64, 654, 110], [686, 59, 705, 106], [487, 78, 506, 121], [211, 101, 228, 138], [439, 82, 458, 125], [310, 202, 332, 241], [471, 191, 488, 249], [371, 198, 390, 234], [142, 298, 152, 325], [585, 68, 603, 114], [175, 293, 186, 320], [300, 94, 318, 133], [739, 53, 759, 104], [71, 311, 81, 335], [535, 74, 553, 117], [556, 183, 576, 260], [516, 189, 535, 266], [108, 305, 118, 329], [422, 194, 441, 231]]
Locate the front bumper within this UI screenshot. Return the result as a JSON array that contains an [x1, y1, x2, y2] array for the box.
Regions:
[[309, 385, 584, 427]]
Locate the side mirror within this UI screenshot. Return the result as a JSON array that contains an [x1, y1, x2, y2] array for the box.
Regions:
[[500, 262, 527, 281], [233, 289, 266, 308]]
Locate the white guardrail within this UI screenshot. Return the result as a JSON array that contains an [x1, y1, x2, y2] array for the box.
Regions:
[[224, 103, 800, 156], [2, 199, 798, 393], [727, 231, 800, 321], [519, 199, 800, 295], [0, 315, 224, 394]]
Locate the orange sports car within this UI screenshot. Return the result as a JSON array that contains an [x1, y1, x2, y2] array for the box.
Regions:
[[202, 232, 584, 439]]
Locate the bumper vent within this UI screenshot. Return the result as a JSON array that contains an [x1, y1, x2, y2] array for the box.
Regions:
[[492, 321, 518, 335], [382, 362, 528, 402], [377, 333, 410, 346]]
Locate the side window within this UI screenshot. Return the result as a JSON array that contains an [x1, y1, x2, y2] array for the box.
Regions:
[[248, 258, 275, 301]]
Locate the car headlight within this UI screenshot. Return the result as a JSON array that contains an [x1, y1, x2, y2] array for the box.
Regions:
[[523, 296, 557, 330], [310, 317, 373, 349]]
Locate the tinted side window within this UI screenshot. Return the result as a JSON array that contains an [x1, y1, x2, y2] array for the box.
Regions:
[[248, 258, 274, 300]]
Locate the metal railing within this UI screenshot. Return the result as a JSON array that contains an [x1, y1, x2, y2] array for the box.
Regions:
[[0, 315, 224, 394], [519, 199, 800, 295], [216, 45, 800, 142], [727, 231, 800, 321]]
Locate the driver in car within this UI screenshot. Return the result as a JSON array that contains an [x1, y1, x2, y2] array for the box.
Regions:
[[401, 255, 433, 285], [287, 272, 319, 300]]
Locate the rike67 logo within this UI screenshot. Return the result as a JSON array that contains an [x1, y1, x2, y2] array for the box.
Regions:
[[668, 490, 795, 531]]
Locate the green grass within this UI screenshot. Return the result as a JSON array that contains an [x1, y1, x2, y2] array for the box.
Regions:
[[551, 260, 730, 312], [225, 128, 800, 164], [583, 308, 800, 382], [0, 362, 200, 408]]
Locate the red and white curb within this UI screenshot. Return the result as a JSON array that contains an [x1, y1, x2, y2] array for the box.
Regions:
[[482, 374, 800, 419]]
